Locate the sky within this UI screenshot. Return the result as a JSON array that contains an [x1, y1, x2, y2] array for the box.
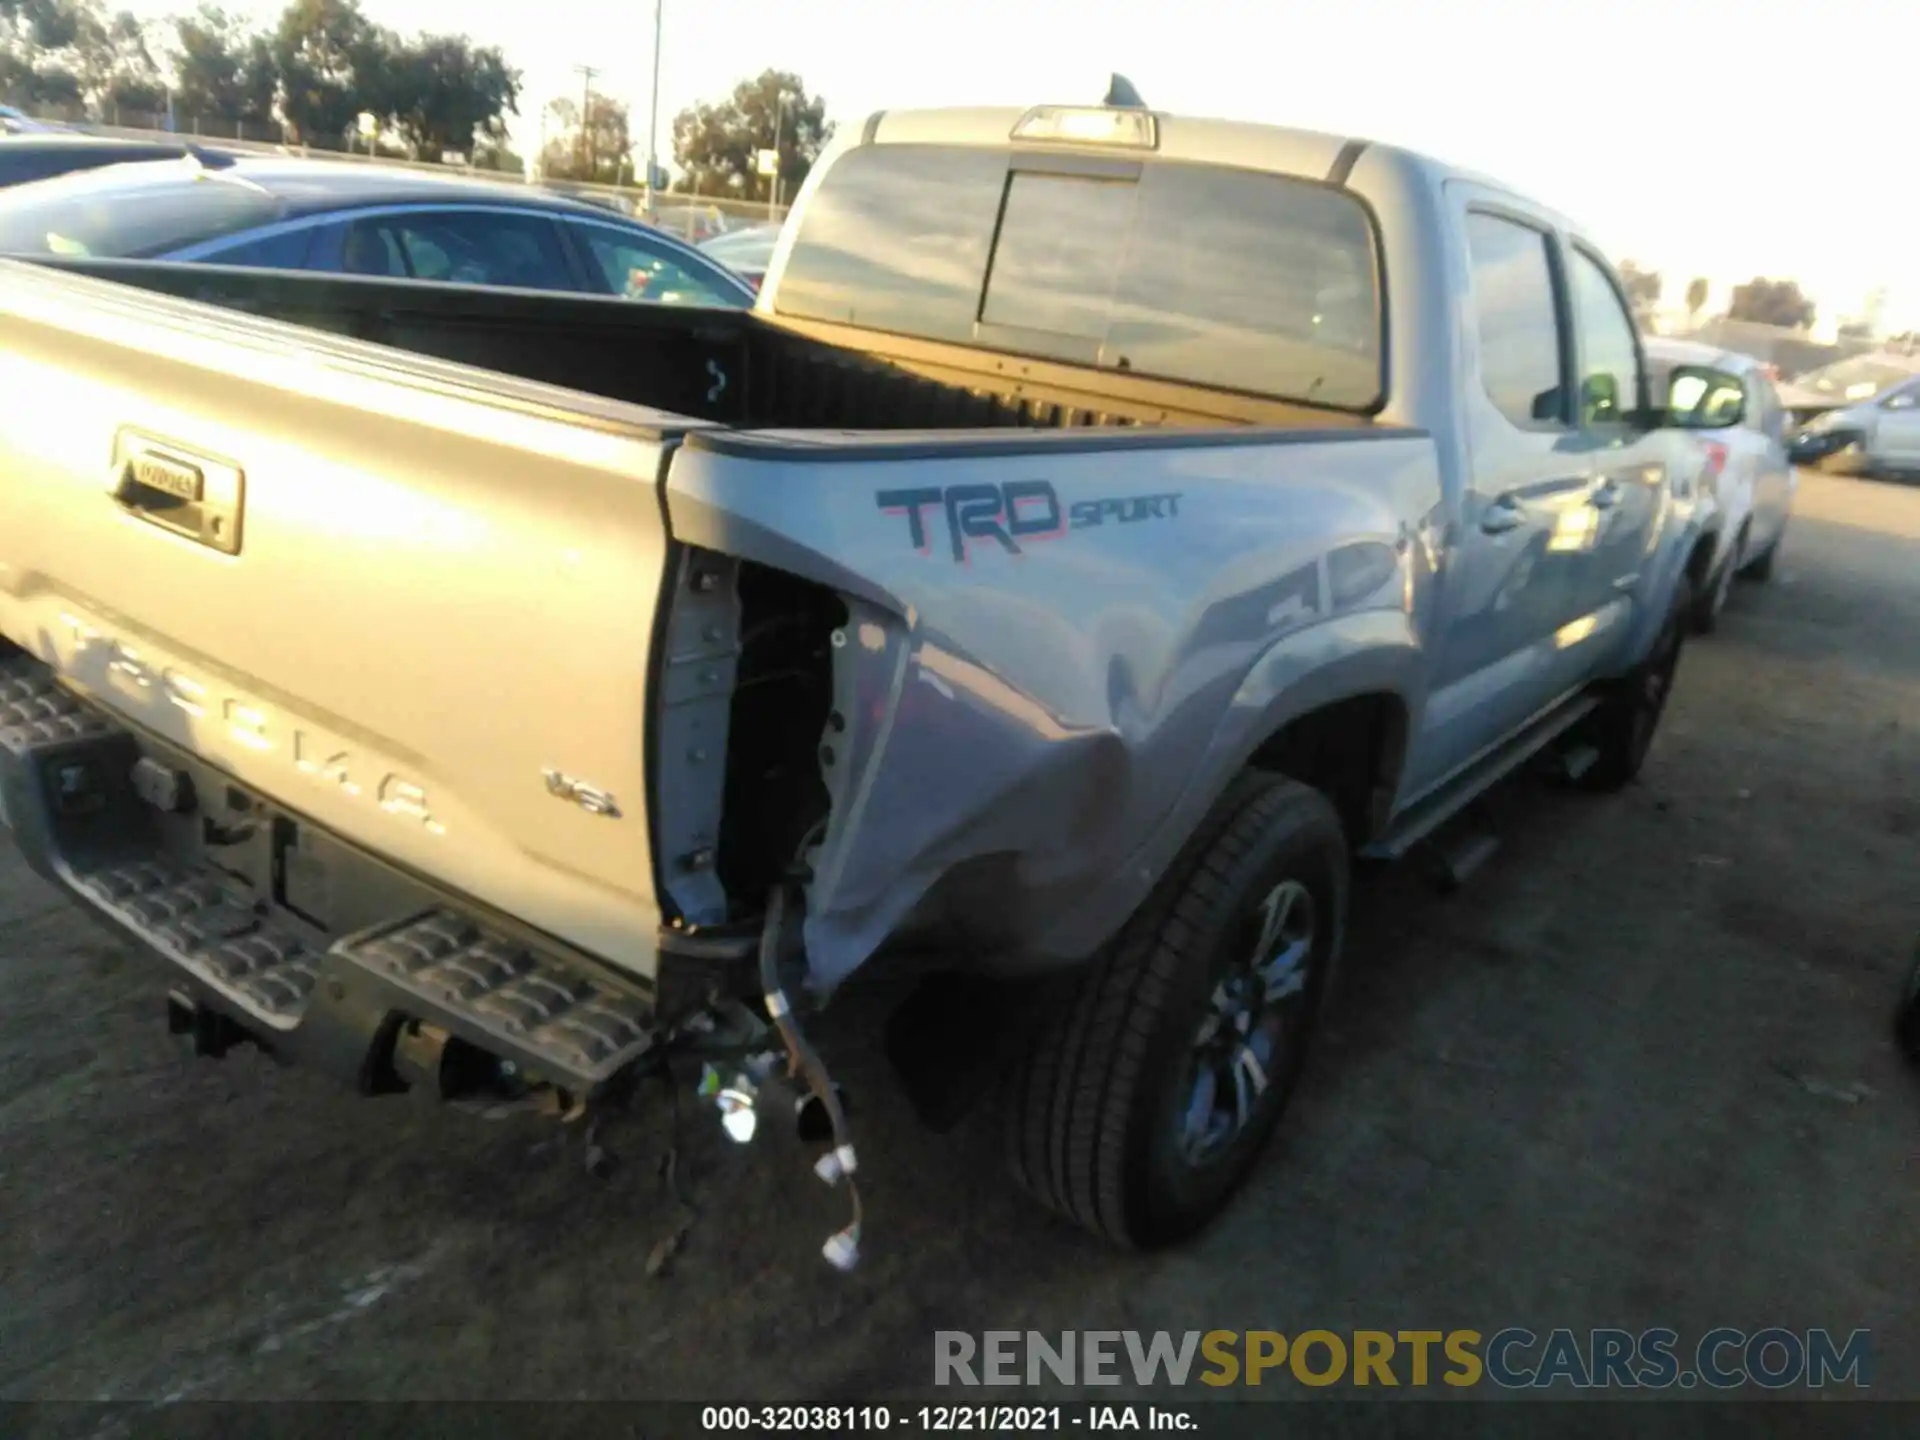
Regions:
[[120, 0, 1916, 335]]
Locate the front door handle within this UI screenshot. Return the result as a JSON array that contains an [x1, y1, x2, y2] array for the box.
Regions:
[[1590, 477, 1623, 510], [1480, 495, 1525, 534]]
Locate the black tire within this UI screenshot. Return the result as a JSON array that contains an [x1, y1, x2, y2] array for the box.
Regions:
[[1692, 532, 1742, 635], [1578, 575, 1691, 792], [1003, 773, 1347, 1248], [1897, 943, 1920, 1065], [1814, 445, 1867, 478], [1739, 535, 1778, 583]]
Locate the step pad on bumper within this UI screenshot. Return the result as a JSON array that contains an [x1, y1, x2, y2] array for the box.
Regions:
[[78, 859, 322, 1027], [0, 655, 656, 1095], [343, 910, 654, 1081]]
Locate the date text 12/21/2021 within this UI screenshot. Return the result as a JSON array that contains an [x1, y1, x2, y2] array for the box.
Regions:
[[700, 1404, 1195, 1431]]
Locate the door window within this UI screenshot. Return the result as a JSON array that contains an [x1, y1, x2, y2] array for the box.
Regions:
[[1568, 248, 1644, 428], [340, 209, 576, 291], [196, 225, 317, 270], [573, 226, 741, 305], [1463, 211, 1567, 430]]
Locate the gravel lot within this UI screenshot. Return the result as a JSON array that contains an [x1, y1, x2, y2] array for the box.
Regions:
[[2, 469, 1915, 1412]]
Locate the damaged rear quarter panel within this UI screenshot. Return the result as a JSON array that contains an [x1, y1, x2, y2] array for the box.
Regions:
[[664, 428, 1443, 988]]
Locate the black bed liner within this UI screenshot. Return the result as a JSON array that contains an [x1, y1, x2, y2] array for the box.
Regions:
[[34, 257, 1374, 435]]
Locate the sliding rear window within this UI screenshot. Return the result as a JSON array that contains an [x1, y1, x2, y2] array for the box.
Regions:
[[775, 142, 1383, 411]]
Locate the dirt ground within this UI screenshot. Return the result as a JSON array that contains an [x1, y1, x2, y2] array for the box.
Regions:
[[2, 470, 1915, 1412]]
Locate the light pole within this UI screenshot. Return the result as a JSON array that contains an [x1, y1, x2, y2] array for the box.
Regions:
[[645, 0, 663, 216], [767, 92, 786, 221], [574, 63, 600, 179]]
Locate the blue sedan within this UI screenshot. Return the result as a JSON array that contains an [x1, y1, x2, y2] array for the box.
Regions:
[[0, 149, 757, 308]]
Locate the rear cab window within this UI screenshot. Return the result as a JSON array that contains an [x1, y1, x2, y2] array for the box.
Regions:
[[774, 142, 1383, 411]]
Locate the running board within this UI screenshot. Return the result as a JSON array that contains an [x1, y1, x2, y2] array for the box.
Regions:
[[1365, 694, 1600, 862]]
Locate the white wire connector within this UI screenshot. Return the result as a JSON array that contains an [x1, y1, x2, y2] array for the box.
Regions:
[[821, 1224, 861, 1273], [812, 1143, 858, 1187]]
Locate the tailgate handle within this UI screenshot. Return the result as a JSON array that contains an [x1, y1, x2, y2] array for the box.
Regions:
[[110, 430, 244, 556]]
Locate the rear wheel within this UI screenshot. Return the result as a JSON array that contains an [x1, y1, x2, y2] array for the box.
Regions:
[[1003, 774, 1347, 1248], [1578, 576, 1691, 792], [1814, 443, 1868, 478], [1740, 531, 1780, 583], [1897, 942, 1920, 1064], [1692, 531, 1743, 634]]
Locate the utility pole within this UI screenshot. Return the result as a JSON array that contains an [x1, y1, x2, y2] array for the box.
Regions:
[[645, 0, 663, 217], [573, 63, 600, 180]]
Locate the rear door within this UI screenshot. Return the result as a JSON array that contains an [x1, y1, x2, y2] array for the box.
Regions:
[[1877, 380, 1920, 467], [1403, 199, 1597, 795], [1744, 369, 1795, 553], [1561, 243, 1666, 668]]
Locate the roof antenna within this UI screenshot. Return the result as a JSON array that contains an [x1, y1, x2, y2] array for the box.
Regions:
[[182, 143, 235, 171], [1104, 73, 1147, 109]]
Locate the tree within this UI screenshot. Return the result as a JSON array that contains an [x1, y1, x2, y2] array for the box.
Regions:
[[1618, 261, 1662, 315], [1726, 277, 1815, 330], [271, 0, 374, 147], [382, 34, 518, 161], [471, 122, 521, 175], [171, 5, 250, 121], [0, 0, 88, 108], [1685, 277, 1709, 321], [91, 9, 166, 113], [672, 69, 831, 201], [539, 93, 632, 184], [2, 0, 162, 115], [233, 30, 277, 127]]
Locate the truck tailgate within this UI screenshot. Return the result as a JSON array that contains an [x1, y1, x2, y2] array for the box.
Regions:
[[0, 261, 679, 981]]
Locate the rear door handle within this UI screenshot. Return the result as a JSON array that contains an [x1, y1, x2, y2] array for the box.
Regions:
[[1480, 495, 1525, 534], [110, 430, 245, 555]]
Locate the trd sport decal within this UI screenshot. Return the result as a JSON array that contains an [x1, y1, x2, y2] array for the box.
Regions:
[[876, 480, 1182, 562]]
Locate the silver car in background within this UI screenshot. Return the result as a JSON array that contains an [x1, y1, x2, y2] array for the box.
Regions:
[[1782, 352, 1920, 478], [1647, 338, 1797, 628]]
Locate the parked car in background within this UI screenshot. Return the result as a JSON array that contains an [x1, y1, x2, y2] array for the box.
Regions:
[[0, 135, 234, 189], [652, 201, 734, 243], [697, 222, 780, 291], [0, 152, 756, 307], [1646, 338, 1797, 624], [1782, 352, 1920, 477], [0, 104, 61, 135]]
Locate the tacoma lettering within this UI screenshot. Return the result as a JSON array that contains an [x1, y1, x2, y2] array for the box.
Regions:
[[57, 610, 439, 836]]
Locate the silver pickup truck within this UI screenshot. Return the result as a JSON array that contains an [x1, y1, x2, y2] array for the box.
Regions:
[[0, 94, 1725, 1266]]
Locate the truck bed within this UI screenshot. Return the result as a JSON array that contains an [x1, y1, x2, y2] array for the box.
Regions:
[[0, 256, 1430, 1103]]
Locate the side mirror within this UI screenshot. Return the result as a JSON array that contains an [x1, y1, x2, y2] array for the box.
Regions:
[[1580, 372, 1622, 426], [1663, 363, 1745, 429]]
